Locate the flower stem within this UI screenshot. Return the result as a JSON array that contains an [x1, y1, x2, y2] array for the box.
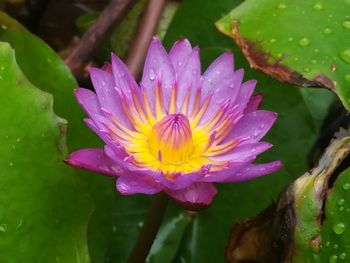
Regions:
[[127, 193, 169, 263]]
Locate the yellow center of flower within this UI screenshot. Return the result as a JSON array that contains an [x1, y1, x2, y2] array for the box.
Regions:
[[149, 114, 193, 163]]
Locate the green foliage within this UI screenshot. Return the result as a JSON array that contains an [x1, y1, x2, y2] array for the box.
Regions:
[[217, 0, 350, 109], [163, 0, 335, 261], [0, 42, 92, 263]]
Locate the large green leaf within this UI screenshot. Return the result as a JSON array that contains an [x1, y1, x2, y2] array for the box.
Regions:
[[216, 0, 350, 109], [0, 42, 92, 262], [0, 11, 114, 262], [163, 0, 335, 262]]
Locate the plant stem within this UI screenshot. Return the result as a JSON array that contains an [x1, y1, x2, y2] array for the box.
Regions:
[[125, 0, 167, 77], [127, 193, 169, 263], [65, 0, 136, 76]]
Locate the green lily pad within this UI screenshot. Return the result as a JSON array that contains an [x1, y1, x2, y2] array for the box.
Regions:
[[216, 0, 350, 109], [163, 0, 335, 262], [0, 42, 92, 262], [0, 11, 114, 262]]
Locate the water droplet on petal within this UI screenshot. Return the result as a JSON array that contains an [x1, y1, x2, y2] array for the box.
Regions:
[[149, 69, 156, 81], [343, 20, 350, 29], [333, 222, 346, 235], [339, 49, 350, 64], [299, 37, 311, 47]]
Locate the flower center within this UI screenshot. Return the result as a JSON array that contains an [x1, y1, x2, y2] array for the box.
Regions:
[[149, 113, 193, 163]]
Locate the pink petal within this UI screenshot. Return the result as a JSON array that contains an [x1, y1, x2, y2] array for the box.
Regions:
[[111, 54, 139, 95], [234, 79, 257, 114], [224, 110, 277, 144], [89, 67, 133, 129], [166, 182, 217, 210], [177, 48, 201, 112], [141, 37, 175, 112], [65, 148, 122, 177], [116, 173, 163, 195], [169, 38, 193, 73], [223, 161, 282, 182], [209, 142, 272, 162], [75, 88, 102, 117], [244, 93, 263, 114]]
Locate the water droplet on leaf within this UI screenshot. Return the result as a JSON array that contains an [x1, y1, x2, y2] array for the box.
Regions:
[[330, 255, 338, 263], [343, 21, 350, 29], [338, 198, 345, 205], [339, 49, 350, 64], [343, 182, 350, 190], [277, 3, 287, 9], [344, 75, 350, 82], [324, 28, 332, 34], [333, 222, 346, 235], [313, 3, 323, 10], [299, 37, 311, 46]]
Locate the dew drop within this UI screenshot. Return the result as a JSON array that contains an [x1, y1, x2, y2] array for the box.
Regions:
[[330, 255, 338, 263], [314, 48, 320, 53], [149, 69, 156, 81], [333, 222, 346, 235], [9, 162, 13, 166], [276, 53, 283, 58], [299, 37, 311, 47], [303, 67, 311, 73], [288, 37, 294, 42], [270, 38, 276, 43], [338, 198, 345, 205], [340, 253, 346, 260], [325, 241, 331, 246], [334, 244, 339, 249], [311, 59, 318, 64], [344, 75, 350, 82], [1, 24, 7, 30], [112, 225, 117, 232], [339, 206, 344, 212], [339, 49, 350, 64], [313, 3, 323, 10], [277, 3, 287, 9], [177, 61, 183, 67], [343, 21, 350, 29], [0, 224, 7, 233], [324, 28, 332, 34], [343, 182, 350, 190]]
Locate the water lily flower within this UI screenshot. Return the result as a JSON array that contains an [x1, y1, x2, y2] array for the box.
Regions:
[[66, 37, 281, 209]]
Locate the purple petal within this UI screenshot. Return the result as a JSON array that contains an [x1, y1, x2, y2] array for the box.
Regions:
[[201, 52, 234, 100], [65, 148, 122, 177], [224, 110, 277, 144], [177, 48, 201, 112], [75, 88, 102, 117], [166, 182, 217, 209], [234, 79, 257, 114], [90, 67, 133, 129], [244, 93, 263, 114], [169, 38, 193, 73], [209, 142, 272, 162], [223, 161, 282, 182], [116, 173, 163, 195], [141, 37, 175, 112], [111, 54, 139, 95]]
